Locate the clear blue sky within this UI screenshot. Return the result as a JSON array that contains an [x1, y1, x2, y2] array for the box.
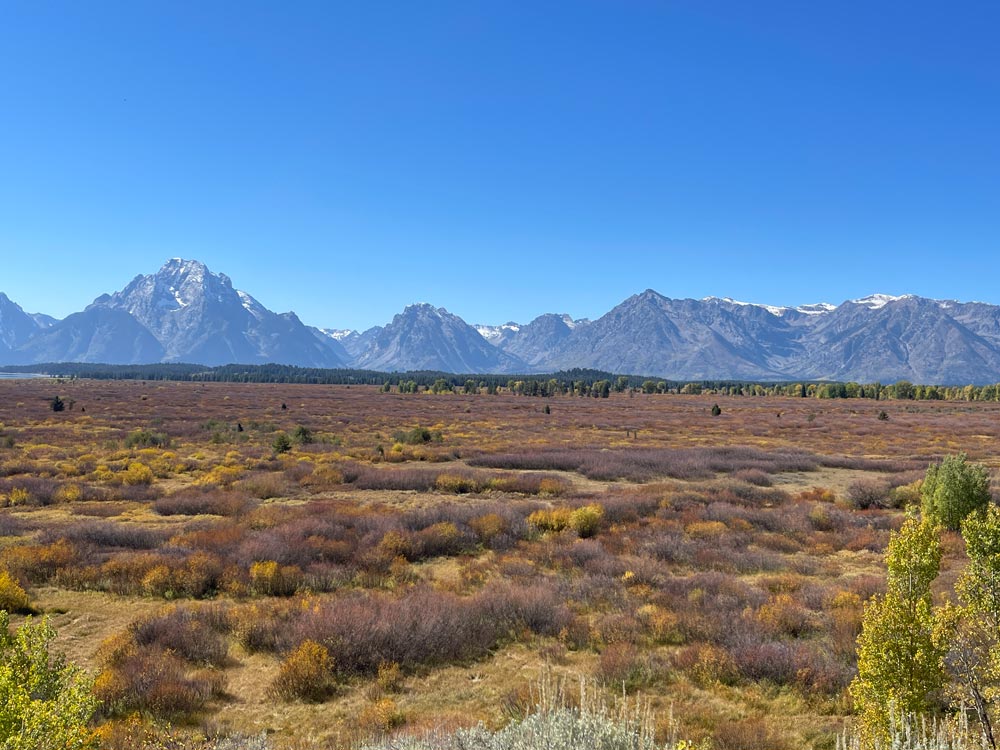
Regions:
[[2, 2, 998, 330]]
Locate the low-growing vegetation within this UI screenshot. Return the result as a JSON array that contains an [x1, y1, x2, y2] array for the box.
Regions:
[[2, 379, 1000, 747]]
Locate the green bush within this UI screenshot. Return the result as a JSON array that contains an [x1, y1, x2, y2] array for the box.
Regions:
[[272, 432, 293, 455], [392, 427, 442, 445], [921, 453, 992, 530], [124, 429, 170, 449], [291, 426, 313, 445], [0, 612, 98, 749]]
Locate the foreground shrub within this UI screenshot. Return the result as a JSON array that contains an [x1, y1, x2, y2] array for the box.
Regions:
[[269, 640, 334, 702], [0, 612, 98, 749], [283, 584, 569, 677], [94, 646, 221, 721], [922, 453, 992, 531]]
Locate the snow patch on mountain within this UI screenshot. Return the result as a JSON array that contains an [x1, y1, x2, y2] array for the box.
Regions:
[[850, 294, 913, 309], [319, 328, 357, 341]]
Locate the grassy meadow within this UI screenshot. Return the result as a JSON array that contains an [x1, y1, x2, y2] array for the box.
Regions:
[[2, 378, 999, 749]]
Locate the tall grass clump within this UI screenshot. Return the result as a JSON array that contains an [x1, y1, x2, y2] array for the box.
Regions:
[[837, 711, 991, 750], [361, 674, 692, 750]]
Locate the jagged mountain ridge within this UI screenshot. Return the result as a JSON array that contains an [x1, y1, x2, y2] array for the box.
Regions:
[[4, 261, 1000, 382], [353, 304, 525, 373], [3, 259, 345, 367], [0, 293, 46, 355]]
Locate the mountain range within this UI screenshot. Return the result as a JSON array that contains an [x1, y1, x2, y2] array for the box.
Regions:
[[3, 259, 1000, 384]]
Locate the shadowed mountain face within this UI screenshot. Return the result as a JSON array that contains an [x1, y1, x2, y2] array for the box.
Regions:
[[6, 262, 1000, 383], [12, 307, 165, 365], [0, 294, 45, 357]]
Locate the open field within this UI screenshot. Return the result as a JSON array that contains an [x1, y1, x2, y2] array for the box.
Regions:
[[2, 379, 1000, 748]]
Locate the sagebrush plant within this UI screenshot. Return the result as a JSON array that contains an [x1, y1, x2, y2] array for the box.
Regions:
[[361, 674, 702, 750]]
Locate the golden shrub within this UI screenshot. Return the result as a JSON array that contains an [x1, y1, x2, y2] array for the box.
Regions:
[[0, 570, 31, 613], [54, 483, 83, 503], [7, 488, 30, 506], [269, 640, 333, 701], [122, 462, 154, 486], [469, 513, 507, 543], [357, 697, 404, 736], [538, 478, 567, 497], [569, 503, 604, 537], [527, 507, 573, 533], [197, 465, 244, 487], [684, 520, 728, 539]]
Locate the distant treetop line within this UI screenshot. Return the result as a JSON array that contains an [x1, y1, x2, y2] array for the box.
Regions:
[[2, 362, 998, 401]]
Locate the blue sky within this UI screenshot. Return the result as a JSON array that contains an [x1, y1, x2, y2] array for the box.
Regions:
[[1, 2, 998, 330]]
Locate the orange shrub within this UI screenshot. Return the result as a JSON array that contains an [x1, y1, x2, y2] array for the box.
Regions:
[[469, 513, 507, 544]]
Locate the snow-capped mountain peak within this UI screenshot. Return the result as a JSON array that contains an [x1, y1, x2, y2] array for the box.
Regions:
[[794, 302, 837, 315], [319, 328, 357, 341], [475, 322, 521, 342], [850, 293, 913, 309]]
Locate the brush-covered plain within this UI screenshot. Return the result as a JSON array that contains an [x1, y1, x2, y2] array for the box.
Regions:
[[2, 380, 998, 749]]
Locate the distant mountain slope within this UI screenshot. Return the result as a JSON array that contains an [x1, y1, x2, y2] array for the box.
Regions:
[[0, 293, 46, 356], [529, 291, 791, 379], [481, 314, 585, 368], [5, 259, 346, 368], [792, 296, 1000, 384], [8, 259, 1000, 382], [353, 304, 526, 373], [13, 306, 166, 365]]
